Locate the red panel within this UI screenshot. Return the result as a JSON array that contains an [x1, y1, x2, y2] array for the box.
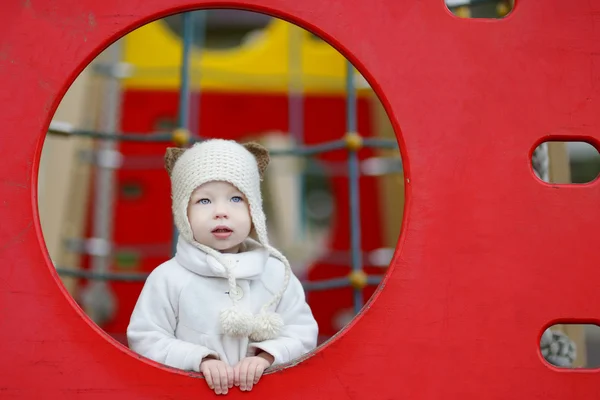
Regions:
[[1, 0, 600, 398]]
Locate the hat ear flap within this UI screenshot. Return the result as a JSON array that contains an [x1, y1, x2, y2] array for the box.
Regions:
[[164, 147, 187, 176], [243, 142, 270, 179]]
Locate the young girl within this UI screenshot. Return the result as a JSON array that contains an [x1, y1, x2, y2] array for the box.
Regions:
[[127, 139, 318, 395]]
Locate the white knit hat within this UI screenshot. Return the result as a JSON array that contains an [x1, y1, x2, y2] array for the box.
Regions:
[[165, 139, 291, 341]]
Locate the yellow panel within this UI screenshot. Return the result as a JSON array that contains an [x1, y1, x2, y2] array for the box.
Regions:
[[123, 18, 370, 95]]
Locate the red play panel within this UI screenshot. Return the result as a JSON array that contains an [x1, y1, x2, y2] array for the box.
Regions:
[[0, 1, 599, 398]]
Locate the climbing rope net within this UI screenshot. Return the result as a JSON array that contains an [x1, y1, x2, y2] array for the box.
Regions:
[[49, 10, 576, 368]]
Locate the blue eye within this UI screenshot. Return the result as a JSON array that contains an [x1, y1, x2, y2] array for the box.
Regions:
[[198, 198, 210, 205], [231, 196, 243, 203]]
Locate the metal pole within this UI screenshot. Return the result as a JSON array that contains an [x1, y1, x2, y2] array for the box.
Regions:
[[189, 11, 206, 139], [288, 24, 306, 240], [172, 12, 195, 256], [346, 61, 363, 315], [82, 40, 123, 325], [178, 12, 194, 130]]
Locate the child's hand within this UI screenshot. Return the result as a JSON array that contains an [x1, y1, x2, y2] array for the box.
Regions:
[[200, 357, 234, 395], [233, 352, 274, 391]]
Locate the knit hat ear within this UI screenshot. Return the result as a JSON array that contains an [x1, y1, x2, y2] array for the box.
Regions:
[[164, 147, 187, 176], [243, 142, 270, 180]]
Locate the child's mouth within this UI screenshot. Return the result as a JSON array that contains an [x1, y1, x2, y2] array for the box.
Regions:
[[212, 227, 233, 239]]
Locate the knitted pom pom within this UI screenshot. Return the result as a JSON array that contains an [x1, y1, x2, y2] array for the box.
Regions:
[[249, 312, 283, 342], [220, 306, 254, 337]]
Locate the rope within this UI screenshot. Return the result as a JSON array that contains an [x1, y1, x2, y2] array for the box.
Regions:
[[47, 121, 400, 153]]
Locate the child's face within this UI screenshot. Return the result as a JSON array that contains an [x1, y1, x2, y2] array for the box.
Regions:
[[187, 181, 252, 253]]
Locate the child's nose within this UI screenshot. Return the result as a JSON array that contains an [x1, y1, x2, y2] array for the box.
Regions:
[[213, 202, 229, 219]]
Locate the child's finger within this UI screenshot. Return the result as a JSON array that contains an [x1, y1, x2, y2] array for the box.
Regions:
[[227, 366, 234, 389], [217, 365, 229, 394], [212, 366, 223, 395], [233, 364, 240, 387], [203, 368, 214, 390], [239, 360, 249, 391], [246, 362, 256, 391], [254, 365, 265, 384]]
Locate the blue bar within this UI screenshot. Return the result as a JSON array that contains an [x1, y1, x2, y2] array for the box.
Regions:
[[346, 62, 357, 133], [189, 11, 206, 139], [178, 12, 194, 130], [288, 25, 306, 240], [173, 12, 195, 256], [362, 137, 398, 149], [46, 129, 400, 150], [346, 61, 363, 315]]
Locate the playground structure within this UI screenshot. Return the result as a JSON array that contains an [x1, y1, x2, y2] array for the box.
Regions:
[[43, 13, 403, 344], [1, 0, 597, 398]]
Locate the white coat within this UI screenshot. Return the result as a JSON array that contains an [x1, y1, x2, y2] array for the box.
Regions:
[[127, 237, 318, 372]]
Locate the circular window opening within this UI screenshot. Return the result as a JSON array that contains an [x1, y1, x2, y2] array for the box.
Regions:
[[39, 8, 404, 391]]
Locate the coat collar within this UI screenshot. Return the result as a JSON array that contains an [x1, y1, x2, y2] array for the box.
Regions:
[[175, 236, 268, 280]]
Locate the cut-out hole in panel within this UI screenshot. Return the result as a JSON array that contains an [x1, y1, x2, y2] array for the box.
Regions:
[[541, 324, 600, 369], [38, 7, 405, 383], [532, 141, 600, 184], [446, 0, 514, 19]]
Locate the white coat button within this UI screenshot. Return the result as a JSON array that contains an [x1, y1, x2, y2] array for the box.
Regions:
[[229, 285, 244, 301]]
